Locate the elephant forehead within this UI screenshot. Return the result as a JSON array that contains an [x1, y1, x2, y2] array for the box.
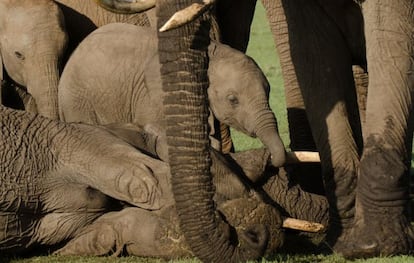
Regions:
[[3, 17, 66, 57], [209, 59, 270, 95]]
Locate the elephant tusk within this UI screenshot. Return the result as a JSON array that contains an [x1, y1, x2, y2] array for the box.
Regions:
[[285, 151, 320, 164], [94, 0, 155, 14], [159, 0, 215, 32], [282, 218, 325, 233]]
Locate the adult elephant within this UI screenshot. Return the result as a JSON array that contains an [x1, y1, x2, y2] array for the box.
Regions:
[[0, 0, 154, 119], [262, 0, 414, 258], [98, 0, 414, 261]]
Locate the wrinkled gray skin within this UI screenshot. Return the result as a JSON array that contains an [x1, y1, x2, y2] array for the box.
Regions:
[[59, 24, 286, 167], [0, 0, 154, 119], [0, 106, 328, 258], [0, 105, 274, 256]]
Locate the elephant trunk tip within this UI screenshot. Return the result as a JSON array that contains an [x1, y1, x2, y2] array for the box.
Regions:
[[270, 149, 287, 167]]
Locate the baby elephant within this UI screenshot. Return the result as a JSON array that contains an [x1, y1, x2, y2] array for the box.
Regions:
[[58, 24, 286, 167]]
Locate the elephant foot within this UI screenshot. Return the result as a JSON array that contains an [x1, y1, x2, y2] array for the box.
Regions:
[[332, 207, 414, 258]]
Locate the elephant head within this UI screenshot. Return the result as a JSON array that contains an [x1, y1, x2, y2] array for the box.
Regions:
[[208, 42, 286, 167], [0, 0, 67, 119]]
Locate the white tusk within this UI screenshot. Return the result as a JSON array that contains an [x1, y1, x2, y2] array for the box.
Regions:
[[282, 218, 325, 233], [159, 0, 215, 32], [95, 0, 155, 14], [286, 151, 320, 164]]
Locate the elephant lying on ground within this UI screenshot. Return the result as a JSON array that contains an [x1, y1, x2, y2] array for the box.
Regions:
[[58, 23, 286, 166], [0, 105, 327, 258], [0, 0, 154, 119]]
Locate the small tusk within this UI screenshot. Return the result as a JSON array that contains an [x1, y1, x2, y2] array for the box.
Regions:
[[282, 218, 325, 233], [159, 0, 215, 32], [286, 151, 320, 164], [95, 0, 155, 14]]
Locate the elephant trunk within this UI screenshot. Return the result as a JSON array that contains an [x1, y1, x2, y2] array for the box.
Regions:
[[27, 56, 60, 119], [157, 0, 266, 261], [262, 167, 329, 226], [254, 109, 286, 167]]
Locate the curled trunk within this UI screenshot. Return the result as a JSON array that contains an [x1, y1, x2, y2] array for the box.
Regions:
[[254, 109, 286, 167]]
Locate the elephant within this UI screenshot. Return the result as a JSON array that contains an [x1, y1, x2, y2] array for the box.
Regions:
[[98, 0, 414, 260], [0, 0, 155, 119], [0, 105, 328, 258], [58, 23, 286, 165]]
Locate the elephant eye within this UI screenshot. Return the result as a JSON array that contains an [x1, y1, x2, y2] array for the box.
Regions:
[[227, 94, 239, 106], [14, 51, 25, 60]]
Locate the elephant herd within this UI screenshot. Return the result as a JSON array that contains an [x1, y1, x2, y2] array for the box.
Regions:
[[0, 0, 413, 262]]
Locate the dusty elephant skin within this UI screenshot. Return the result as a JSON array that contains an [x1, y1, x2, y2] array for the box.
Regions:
[[0, 0, 154, 119], [100, 0, 414, 260], [2, 106, 332, 258], [52, 147, 326, 258], [58, 23, 286, 166], [0, 105, 174, 254], [266, 0, 414, 258], [55, 199, 284, 258]]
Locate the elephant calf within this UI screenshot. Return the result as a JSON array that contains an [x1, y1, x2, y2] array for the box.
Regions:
[[58, 23, 286, 167]]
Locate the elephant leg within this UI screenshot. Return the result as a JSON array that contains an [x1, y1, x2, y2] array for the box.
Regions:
[[335, 0, 414, 258], [215, 0, 258, 53], [57, 196, 284, 258], [265, 0, 364, 245], [0, 211, 101, 254], [55, 207, 192, 258], [32, 212, 104, 247]]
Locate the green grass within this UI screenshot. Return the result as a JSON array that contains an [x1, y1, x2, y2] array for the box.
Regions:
[[6, 254, 414, 263], [5, 2, 414, 263]]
